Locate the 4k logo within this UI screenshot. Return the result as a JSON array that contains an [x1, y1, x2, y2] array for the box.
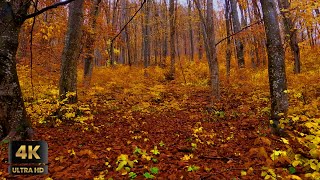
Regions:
[[8, 141, 48, 175], [15, 145, 41, 159], [9, 141, 48, 164]]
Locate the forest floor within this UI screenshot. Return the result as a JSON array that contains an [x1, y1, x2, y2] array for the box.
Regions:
[[0, 50, 320, 179]]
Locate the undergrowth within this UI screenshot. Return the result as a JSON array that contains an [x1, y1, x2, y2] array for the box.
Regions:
[[15, 47, 320, 179]]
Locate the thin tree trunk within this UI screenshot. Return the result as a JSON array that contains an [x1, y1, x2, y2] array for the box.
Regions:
[[198, 23, 203, 60], [194, 0, 220, 101], [230, 0, 245, 68], [260, 0, 289, 135], [278, 0, 301, 74], [110, 0, 120, 66], [188, 0, 194, 61], [143, 0, 151, 69], [161, 0, 168, 67], [168, 0, 176, 80], [225, 0, 231, 76], [59, 0, 84, 103]]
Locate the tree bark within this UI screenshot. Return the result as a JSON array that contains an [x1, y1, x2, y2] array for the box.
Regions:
[[194, 0, 220, 101], [260, 0, 289, 134], [160, 0, 168, 67], [59, 0, 84, 103], [230, 0, 245, 68], [109, 0, 120, 66], [278, 0, 301, 74], [84, 0, 102, 86], [142, 0, 151, 69], [0, 1, 32, 140], [168, 0, 176, 80], [188, 0, 194, 61], [224, 0, 231, 76]]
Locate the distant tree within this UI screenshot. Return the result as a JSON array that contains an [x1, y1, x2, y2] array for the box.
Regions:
[[59, 0, 84, 103], [260, 0, 289, 135]]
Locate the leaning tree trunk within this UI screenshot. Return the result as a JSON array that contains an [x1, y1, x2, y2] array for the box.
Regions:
[[0, 1, 32, 140], [278, 0, 301, 74], [260, 0, 289, 135], [230, 0, 245, 68], [59, 0, 84, 103]]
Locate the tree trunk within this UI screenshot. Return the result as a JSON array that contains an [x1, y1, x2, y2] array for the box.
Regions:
[[230, 0, 245, 68], [161, 0, 168, 67], [194, 0, 220, 102], [168, 0, 176, 80], [198, 23, 203, 60], [109, 0, 120, 66], [119, 0, 130, 65], [239, 3, 247, 27], [0, 1, 32, 140], [225, 0, 231, 76], [278, 0, 301, 74], [84, 0, 102, 86], [59, 0, 84, 103], [143, 0, 151, 69], [188, 0, 194, 61], [260, 0, 289, 135]]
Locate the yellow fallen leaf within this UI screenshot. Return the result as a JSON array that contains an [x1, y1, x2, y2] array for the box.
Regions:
[[281, 138, 289, 144]]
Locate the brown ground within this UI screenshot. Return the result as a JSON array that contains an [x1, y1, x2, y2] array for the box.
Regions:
[[0, 85, 295, 180]]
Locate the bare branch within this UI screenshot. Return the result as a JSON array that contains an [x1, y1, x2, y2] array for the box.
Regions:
[[111, 0, 147, 42], [215, 20, 263, 46], [23, 0, 77, 20]]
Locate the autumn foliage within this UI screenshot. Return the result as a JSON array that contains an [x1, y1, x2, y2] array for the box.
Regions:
[[0, 0, 320, 179]]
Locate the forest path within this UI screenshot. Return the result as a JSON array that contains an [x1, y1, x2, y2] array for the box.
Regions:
[[0, 85, 288, 179]]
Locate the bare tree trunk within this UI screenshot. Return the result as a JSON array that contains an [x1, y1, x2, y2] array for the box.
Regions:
[[247, 0, 257, 68], [119, 0, 131, 65], [230, 0, 245, 68], [260, 0, 289, 135], [109, 0, 120, 66], [84, 0, 102, 86], [0, 1, 32, 140], [194, 0, 220, 101], [161, 0, 168, 67], [239, 3, 247, 27], [133, 21, 138, 65], [168, 0, 176, 80], [278, 0, 301, 74], [225, 0, 231, 76], [59, 0, 84, 103], [188, 0, 194, 61], [143, 0, 151, 69], [198, 23, 203, 60]]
